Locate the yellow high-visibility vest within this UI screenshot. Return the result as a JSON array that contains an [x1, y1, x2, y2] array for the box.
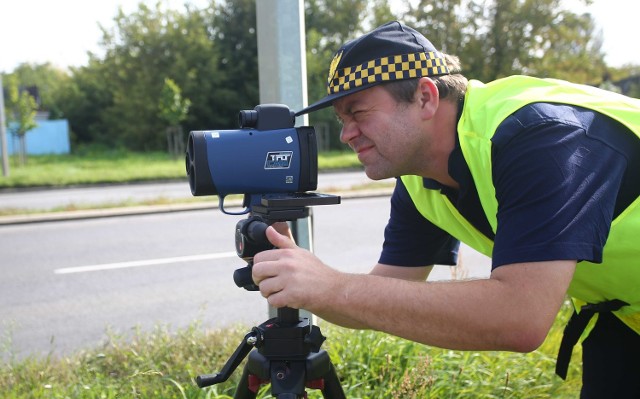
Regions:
[[402, 75, 640, 334]]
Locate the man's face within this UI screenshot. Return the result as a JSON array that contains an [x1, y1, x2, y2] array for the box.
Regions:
[[334, 85, 424, 180]]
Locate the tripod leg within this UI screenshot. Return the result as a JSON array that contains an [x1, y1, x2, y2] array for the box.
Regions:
[[320, 363, 346, 399], [233, 363, 258, 399]]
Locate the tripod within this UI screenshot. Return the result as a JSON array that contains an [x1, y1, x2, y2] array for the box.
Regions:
[[196, 306, 345, 398], [195, 193, 345, 398]]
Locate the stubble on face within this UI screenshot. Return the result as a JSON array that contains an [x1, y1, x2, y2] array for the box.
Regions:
[[368, 106, 426, 180], [336, 87, 427, 180], [352, 103, 426, 179]]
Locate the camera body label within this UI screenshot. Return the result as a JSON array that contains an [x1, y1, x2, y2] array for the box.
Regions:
[[264, 151, 293, 169]]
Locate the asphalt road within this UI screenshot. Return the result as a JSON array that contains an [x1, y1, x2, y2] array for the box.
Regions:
[[0, 191, 491, 361]]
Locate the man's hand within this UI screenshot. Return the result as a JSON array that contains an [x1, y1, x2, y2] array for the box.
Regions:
[[252, 226, 342, 310]]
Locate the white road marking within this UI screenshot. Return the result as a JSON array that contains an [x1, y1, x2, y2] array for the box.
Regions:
[[54, 252, 237, 274]]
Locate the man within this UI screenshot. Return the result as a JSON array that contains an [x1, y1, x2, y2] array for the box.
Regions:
[[251, 21, 640, 397]]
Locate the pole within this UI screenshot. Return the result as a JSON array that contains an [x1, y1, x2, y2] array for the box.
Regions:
[[256, 0, 309, 125], [255, 0, 314, 321], [0, 75, 9, 176]]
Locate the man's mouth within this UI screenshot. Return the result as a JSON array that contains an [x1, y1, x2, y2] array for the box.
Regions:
[[355, 145, 375, 161], [353, 142, 374, 155]]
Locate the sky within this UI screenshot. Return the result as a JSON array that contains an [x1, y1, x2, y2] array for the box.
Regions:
[[1, 0, 639, 74]]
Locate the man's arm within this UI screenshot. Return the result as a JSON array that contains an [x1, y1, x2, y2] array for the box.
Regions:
[[370, 263, 433, 281], [329, 260, 575, 352], [317, 263, 433, 329], [252, 226, 575, 353]]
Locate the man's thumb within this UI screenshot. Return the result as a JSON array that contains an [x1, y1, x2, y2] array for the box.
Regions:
[[265, 225, 296, 249]]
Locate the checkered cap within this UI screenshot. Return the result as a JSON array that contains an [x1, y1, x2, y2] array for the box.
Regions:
[[296, 21, 450, 116]]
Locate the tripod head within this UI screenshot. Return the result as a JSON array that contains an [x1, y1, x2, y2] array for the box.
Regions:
[[233, 192, 340, 291]]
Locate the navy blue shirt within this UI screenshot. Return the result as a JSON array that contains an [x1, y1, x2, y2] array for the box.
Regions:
[[378, 102, 640, 270]]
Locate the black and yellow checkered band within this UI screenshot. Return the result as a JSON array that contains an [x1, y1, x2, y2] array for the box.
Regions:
[[327, 51, 449, 95]]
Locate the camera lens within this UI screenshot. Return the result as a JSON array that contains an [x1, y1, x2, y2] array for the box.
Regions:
[[185, 131, 218, 196], [186, 134, 196, 192]]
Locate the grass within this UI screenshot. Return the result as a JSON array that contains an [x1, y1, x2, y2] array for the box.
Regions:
[[0, 152, 185, 189], [0, 303, 582, 398], [0, 151, 362, 190], [0, 195, 214, 217]]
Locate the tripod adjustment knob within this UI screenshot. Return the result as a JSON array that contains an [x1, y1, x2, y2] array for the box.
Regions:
[[305, 325, 327, 352], [233, 265, 259, 291], [249, 327, 264, 347]]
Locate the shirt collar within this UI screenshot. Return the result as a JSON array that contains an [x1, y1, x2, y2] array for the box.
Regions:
[[422, 98, 466, 192]]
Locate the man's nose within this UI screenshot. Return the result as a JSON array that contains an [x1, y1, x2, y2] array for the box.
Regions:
[[339, 120, 359, 144]]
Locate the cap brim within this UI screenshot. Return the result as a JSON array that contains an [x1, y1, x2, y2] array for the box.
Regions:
[[295, 83, 378, 116]]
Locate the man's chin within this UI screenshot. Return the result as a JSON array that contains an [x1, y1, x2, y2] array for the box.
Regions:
[[363, 166, 391, 181]]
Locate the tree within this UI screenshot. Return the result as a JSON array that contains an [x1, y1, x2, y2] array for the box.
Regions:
[[55, 0, 261, 151], [54, 58, 114, 149], [492, 0, 605, 82], [76, 2, 222, 151], [4, 75, 37, 165], [9, 62, 71, 119], [398, 0, 605, 83], [158, 77, 191, 158], [368, 0, 397, 28], [402, 0, 474, 57], [207, 0, 259, 127]]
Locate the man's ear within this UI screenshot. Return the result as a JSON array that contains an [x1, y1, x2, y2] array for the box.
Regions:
[[416, 77, 439, 119]]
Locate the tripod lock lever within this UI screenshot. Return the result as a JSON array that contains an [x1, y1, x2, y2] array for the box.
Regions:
[[195, 330, 259, 388]]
